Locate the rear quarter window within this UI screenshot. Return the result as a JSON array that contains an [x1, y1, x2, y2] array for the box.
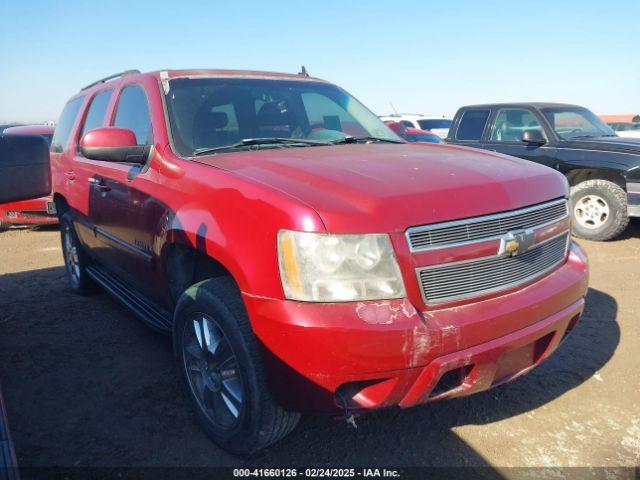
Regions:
[[51, 97, 84, 152], [456, 109, 490, 141]]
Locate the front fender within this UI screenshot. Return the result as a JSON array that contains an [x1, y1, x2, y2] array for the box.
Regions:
[[161, 179, 326, 299]]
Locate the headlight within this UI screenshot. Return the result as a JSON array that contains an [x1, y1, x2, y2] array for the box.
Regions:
[[277, 230, 406, 302]]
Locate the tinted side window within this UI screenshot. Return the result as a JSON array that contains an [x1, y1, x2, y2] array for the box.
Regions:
[[51, 97, 84, 152], [113, 85, 152, 145], [456, 110, 490, 141], [80, 90, 112, 140]]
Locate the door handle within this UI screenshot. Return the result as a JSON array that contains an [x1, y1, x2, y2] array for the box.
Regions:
[[89, 177, 111, 192]]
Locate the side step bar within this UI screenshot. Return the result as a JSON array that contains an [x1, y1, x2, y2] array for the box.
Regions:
[[86, 265, 172, 333]]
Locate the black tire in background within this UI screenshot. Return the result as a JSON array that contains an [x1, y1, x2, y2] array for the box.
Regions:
[[570, 179, 629, 241], [60, 213, 96, 295], [0, 220, 9, 232], [173, 277, 300, 455]]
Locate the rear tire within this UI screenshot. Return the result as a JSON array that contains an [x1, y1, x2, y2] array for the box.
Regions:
[[60, 213, 96, 295], [173, 277, 300, 455], [570, 179, 629, 241]]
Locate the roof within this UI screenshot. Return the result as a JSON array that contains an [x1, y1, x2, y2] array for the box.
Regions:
[[405, 127, 438, 135], [159, 68, 326, 82], [459, 102, 583, 110], [2, 125, 54, 135], [76, 68, 326, 95]]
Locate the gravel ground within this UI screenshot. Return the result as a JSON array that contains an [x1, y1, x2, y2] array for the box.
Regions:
[[0, 223, 638, 472]]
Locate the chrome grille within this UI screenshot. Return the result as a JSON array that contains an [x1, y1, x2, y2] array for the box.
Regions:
[[417, 233, 569, 304], [407, 199, 568, 251]]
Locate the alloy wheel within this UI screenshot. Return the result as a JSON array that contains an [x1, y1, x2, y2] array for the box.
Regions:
[[182, 314, 244, 428], [574, 194, 610, 229], [63, 225, 81, 282]]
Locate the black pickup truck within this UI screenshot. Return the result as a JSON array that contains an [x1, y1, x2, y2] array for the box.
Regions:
[[446, 103, 640, 241]]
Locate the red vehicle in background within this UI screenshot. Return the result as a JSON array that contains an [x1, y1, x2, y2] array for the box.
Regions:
[[384, 121, 443, 144], [0, 125, 57, 231]]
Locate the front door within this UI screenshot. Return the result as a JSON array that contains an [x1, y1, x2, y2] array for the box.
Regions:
[[85, 84, 159, 297], [482, 107, 557, 170]]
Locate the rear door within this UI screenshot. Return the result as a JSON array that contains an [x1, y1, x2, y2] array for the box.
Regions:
[[50, 96, 86, 229], [448, 109, 491, 149], [482, 107, 557, 169]]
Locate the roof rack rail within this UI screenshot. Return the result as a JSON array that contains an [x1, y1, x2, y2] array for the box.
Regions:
[[80, 69, 141, 91]]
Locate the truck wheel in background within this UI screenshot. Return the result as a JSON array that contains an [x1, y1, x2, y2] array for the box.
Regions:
[[60, 213, 96, 294], [173, 277, 300, 455], [570, 179, 629, 241]]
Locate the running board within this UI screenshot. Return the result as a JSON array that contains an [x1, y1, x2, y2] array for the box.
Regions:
[[86, 264, 172, 333]]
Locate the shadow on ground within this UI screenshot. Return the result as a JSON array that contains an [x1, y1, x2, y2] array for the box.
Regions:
[[0, 265, 618, 468]]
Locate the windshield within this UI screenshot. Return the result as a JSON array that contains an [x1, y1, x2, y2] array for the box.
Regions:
[[405, 133, 443, 143], [417, 119, 452, 130], [541, 107, 615, 140], [164, 78, 401, 156]]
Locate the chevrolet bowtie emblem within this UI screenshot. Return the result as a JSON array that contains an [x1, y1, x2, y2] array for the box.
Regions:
[[498, 229, 535, 256]]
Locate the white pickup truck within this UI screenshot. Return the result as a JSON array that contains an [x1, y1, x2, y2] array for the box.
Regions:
[[609, 122, 640, 138]]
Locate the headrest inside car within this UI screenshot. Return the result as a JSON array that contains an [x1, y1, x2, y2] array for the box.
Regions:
[[257, 102, 290, 127], [195, 109, 229, 130]]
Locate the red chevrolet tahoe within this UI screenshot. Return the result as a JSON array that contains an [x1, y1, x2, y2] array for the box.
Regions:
[[0, 125, 57, 231], [50, 69, 588, 454]]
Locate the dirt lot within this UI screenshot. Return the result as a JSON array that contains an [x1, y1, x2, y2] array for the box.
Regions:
[[0, 224, 639, 472]]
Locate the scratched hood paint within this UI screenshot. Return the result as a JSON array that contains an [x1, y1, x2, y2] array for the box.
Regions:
[[196, 143, 567, 233]]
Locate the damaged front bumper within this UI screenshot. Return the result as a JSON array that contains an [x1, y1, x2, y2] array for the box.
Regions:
[[244, 241, 589, 414]]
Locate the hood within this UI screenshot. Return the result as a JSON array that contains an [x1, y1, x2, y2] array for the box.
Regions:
[[195, 143, 567, 233], [563, 136, 640, 155]]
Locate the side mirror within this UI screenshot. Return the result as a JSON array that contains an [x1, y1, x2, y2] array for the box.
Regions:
[[0, 134, 51, 203], [522, 129, 547, 146], [80, 127, 149, 164]]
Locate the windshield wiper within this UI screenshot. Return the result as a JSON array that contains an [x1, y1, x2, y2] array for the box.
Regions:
[[193, 138, 331, 156], [330, 136, 404, 145], [570, 135, 596, 139]]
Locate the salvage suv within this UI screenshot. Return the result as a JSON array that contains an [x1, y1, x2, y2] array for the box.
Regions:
[[51, 69, 588, 454]]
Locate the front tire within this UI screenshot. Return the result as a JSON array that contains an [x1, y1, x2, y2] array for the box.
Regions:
[[173, 277, 300, 455], [60, 213, 96, 294], [570, 179, 629, 241], [0, 220, 10, 232]]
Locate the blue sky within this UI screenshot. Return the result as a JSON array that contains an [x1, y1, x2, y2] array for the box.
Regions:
[[1, 0, 638, 123]]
